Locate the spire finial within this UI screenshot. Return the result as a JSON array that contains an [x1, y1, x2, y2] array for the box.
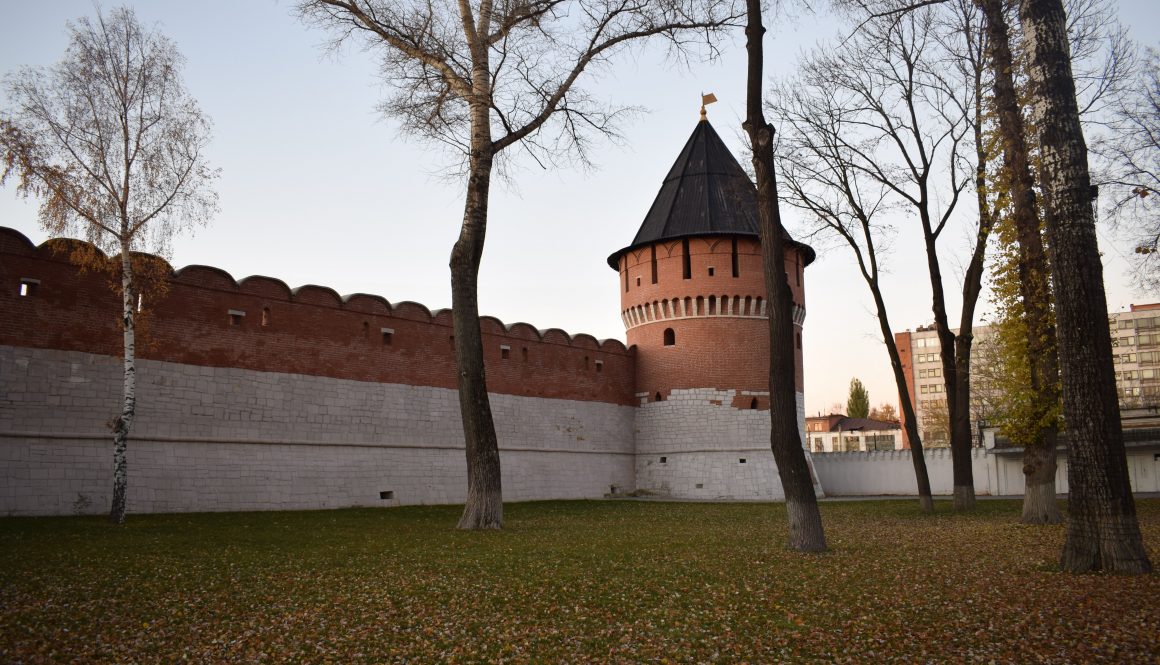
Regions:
[[700, 92, 717, 121]]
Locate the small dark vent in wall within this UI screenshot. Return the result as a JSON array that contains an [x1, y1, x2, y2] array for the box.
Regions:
[[708, 267, 715, 277], [750, 398, 758, 410], [739, 458, 747, 464], [379, 490, 394, 500], [695, 483, 704, 489], [660, 456, 667, 464]]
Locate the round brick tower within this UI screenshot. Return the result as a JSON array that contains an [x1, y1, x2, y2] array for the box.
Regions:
[[608, 116, 820, 499]]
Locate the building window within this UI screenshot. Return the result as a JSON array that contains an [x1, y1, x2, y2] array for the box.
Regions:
[[228, 309, 245, 326], [731, 238, 739, 278], [651, 245, 658, 284], [501, 345, 510, 359], [382, 328, 395, 345], [663, 328, 676, 346], [18, 278, 40, 297]]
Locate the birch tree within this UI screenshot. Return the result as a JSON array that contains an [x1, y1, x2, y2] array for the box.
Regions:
[[0, 7, 218, 524], [299, 0, 741, 529]]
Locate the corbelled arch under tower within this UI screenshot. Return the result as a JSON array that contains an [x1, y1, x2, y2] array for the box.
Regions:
[[608, 115, 821, 499]]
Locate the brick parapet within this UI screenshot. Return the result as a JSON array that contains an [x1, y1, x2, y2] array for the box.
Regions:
[[0, 227, 635, 406]]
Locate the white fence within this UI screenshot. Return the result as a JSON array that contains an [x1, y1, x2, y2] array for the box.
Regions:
[[813, 446, 1160, 496]]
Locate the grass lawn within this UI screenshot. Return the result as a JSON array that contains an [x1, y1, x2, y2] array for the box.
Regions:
[[1, 499, 1157, 664]]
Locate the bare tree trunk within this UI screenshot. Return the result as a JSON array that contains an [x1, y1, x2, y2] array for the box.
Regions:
[[924, 225, 976, 510], [875, 289, 935, 514], [109, 243, 136, 525], [978, 0, 1064, 526], [453, 144, 503, 530], [1018, 0, 1150, 572], [744, 0, 825, 552]]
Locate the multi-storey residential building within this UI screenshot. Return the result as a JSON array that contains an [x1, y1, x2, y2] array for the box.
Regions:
[[1111, 303, 1160, 406], [895, 302, 1160, 449]]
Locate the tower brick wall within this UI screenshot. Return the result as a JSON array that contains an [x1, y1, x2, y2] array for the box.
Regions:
[[618, 236, 807, 400]]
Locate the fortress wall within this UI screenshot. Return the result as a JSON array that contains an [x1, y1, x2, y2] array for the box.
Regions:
[[0, 346, 636, 515], [0, 228, 635, 407], [631, 388, 811, 500]]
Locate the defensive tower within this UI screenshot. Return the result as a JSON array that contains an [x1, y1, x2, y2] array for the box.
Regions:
[[607, 115, 819, 499]]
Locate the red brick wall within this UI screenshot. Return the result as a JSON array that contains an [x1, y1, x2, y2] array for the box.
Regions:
[[617, 236, 807, 399], [0, 228, 636, 406]]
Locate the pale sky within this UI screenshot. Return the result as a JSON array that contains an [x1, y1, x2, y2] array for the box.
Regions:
[[2, 0, 1156, 416]]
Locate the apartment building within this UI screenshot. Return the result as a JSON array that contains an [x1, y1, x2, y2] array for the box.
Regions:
[[894, 303, 1160, 449]]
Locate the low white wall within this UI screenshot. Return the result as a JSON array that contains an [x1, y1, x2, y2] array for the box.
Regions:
[[0, 346, 636, 515], [814, 446, 1160, 497], [813, 447, 992, 496]]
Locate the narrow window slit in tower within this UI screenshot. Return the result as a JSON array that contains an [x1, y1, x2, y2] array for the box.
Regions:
[[261, 307, 270, 326], [682, 238, 692, 279], [229, 309, 245, 326], [636, 276, 641, 287], [750, 398, 758, 409], [595, 360, 603, 373], [650, 245, 658, 284], [655, 391, 663, 402], [584, 355, 589, 369], [19, 278, 40, 297], [731, 238, 739, 277], [382, 328, 394, 346], [522, 347, 528, 361], [663, 328, 675, 346], [501, 345, 511, 359], [363, 321, 369, 338], [708, 267, 715, 277]]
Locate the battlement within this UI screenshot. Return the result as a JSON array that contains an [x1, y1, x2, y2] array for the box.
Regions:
[[0, 227, 635, 406]]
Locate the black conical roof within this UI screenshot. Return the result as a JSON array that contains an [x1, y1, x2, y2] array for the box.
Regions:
[[607, 119, 815, 269]]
